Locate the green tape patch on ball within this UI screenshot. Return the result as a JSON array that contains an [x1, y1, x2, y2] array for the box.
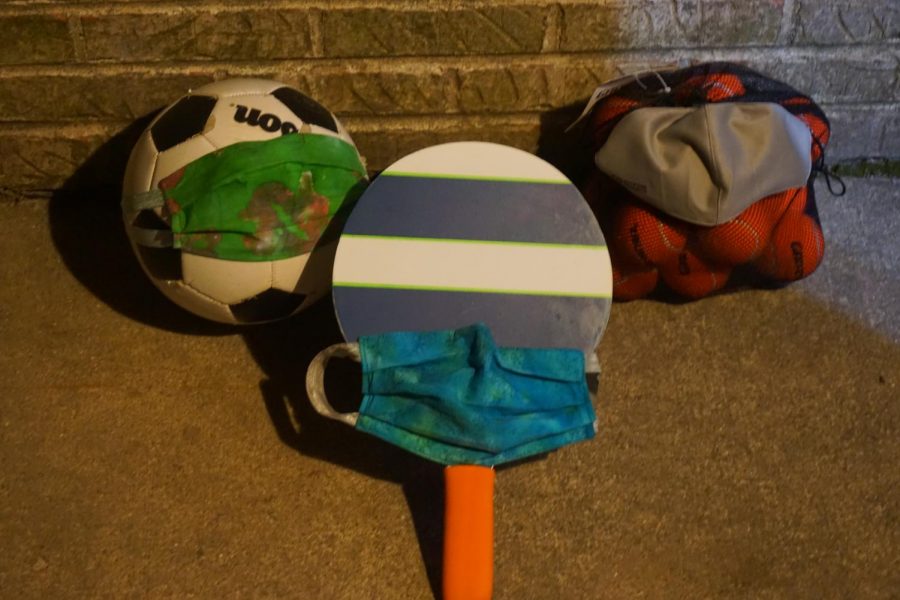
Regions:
[[153, 133, 366, 262]]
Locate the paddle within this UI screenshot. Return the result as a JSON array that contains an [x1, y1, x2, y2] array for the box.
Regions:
[[311, 142, 612, 599]]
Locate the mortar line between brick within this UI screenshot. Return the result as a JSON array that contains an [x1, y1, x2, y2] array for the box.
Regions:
[[0, 189, 54, 203], [0, 114, 539, 136], [444, 69, 462, 113], [0, 0, 611, 17], [1, 43, 896, 77], [541, 3, 562, 53], [777, 0, 799, 45], [307, 9, 323, 58], [67, 16, 87, 62], [1, 102, 894, 136]]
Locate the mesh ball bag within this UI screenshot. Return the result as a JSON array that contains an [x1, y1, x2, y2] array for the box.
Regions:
[[581, 62, 840, 301]]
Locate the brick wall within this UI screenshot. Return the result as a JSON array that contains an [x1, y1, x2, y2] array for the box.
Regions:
[[0, 0, 897, 191]]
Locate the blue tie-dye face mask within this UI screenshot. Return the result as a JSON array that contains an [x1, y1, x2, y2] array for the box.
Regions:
[[306, 323, 597, 466]]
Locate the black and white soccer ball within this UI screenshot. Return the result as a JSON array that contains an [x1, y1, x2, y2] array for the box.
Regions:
[[121, 78, 363, 324]]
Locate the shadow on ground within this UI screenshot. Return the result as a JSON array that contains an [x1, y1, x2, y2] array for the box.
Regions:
[[536, 99, 596, 185], [240, 300, 447, 598], [47, 114, 448, 598], [47, 113, 231, 336]]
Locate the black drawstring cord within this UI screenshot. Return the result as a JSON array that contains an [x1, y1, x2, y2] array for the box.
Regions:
[[812, 136, 846, 197]]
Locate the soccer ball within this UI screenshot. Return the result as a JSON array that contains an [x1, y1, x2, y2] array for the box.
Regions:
[[121, 78, 364, 324]]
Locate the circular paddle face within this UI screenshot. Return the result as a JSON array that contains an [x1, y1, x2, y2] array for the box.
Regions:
[[332, 142, 612, 360]]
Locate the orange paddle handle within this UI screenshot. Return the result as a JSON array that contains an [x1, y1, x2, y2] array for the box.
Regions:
[[443, 465, 495, 600]]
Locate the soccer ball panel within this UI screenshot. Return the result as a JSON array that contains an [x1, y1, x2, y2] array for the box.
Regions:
[[150, 95, 217, 152], [332, 117, 355, 146], [204, 94, 304, 148], [271, 86, 338, 133], [159, 280, 235, 324], [270, 253, 309, 292], [122, 130, 158, 197], [192, 78, 282, 98], [152, 134, 217, 188], [182, 253, 273, 305], [291, 240, 338, 300], [135, 244, 182, 282], [230, 290, 309, 324]]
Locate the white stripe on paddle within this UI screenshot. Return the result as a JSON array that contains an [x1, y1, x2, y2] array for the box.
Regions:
[[334, 235, 612, 298]]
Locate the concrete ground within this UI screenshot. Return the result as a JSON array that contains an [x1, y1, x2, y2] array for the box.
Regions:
[[1, 177, 897, 599]]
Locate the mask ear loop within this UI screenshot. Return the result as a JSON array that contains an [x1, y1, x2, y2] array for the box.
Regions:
[[122, 189, 176, 248], [305, 343, 361, 427]]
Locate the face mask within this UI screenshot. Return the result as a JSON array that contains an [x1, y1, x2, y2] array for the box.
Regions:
[[595, 102, 812, 225], [306, 323, 597, 466], [123, 133, 367, 261]]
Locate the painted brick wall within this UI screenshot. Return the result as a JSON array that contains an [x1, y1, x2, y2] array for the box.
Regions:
[[0, 0, 897, 191]]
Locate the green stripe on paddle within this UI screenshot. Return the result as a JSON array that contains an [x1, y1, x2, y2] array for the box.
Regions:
[[382, 171, 571, 185], [331, 281, 612, 299], [340, 233, 608, 252]]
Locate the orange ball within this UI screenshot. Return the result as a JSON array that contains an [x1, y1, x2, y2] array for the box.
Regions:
[[612, 201, 688, 269], [694, 188, 800, 266], [592, 96, 640, 129], [612, 265, 658, 301], [754, 213, 825, 281], [784, 186, 808, 215], [702, 73, 746, 101], [590, 96, 640, 147], [695, 219, 765, 267], [763, 187, 805, 218], [678, 73, 746, 102], [783, 96, 812, 107], [659, 250, 731, 299], [796, 112, 830, 161], [580, 170, 601, 201]]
